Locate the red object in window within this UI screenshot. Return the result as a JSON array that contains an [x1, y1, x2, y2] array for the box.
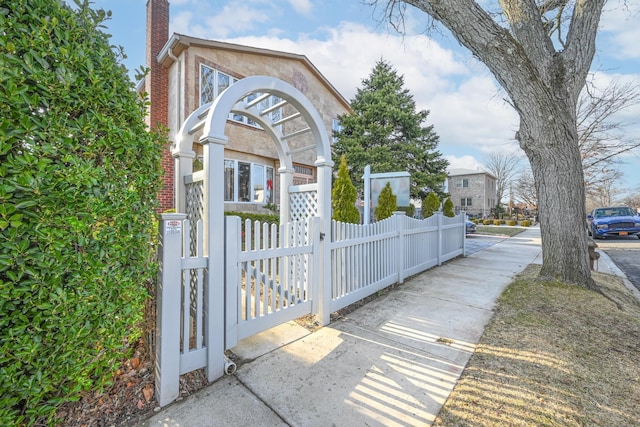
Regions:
[[267, 180, 273, 190]]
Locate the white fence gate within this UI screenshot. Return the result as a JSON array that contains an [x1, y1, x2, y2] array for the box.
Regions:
[[224, 216, 320, 349], [156, 211, 465, 406]]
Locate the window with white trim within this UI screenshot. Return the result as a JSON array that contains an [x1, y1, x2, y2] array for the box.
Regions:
[[224, 159, 274, 204], [461, 198, 472, 207], [200, 64, 281, 129], [456, 178, 469, 188]]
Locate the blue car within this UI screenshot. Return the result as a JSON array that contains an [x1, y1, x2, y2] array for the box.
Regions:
[[587, 206, 640, 239], [465, 220, 476, 234]]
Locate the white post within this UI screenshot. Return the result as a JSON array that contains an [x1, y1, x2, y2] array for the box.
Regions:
[[224, 216, 240, 349], [200, 134, 227, 382], [156, 213, 187, 407], [279, 166, 294, 223], [316, 160, 333, 326], [394, 211, 406, 284], [463, 213, 468, 256], [363, 165, 371, 225], [437, 212, 443, 265]]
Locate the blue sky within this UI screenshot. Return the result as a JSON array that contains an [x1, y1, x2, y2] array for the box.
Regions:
[[91, 0, 640, 198]]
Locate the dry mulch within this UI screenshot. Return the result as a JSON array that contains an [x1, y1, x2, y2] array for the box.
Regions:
[[55, 341, 209, 427]]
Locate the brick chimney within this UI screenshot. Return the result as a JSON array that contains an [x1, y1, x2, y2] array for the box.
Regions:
[[146, 0, 173, 212]]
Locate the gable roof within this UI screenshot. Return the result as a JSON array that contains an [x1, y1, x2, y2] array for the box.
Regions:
[[157, 33, 351, 111]]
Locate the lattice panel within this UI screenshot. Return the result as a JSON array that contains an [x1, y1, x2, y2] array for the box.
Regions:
[[185, 180, 204, 256], [289, 190, 318, 221]]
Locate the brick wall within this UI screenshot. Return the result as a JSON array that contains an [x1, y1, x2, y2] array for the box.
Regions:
[[146, 0, 173, 212]]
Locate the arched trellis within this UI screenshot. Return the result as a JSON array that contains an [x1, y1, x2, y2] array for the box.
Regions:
[[172, 76, 333, 223], [171, 76, 334, 380]]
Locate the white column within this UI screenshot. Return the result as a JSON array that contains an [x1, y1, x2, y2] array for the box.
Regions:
[[200, 134, 227, 382], [278, 166, 294, 223]]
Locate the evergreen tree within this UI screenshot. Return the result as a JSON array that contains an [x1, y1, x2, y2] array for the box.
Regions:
[[332, 155, 361, 223], [333, 59, 448, 199], [375, 182, 397, 221], [443, 198, 455, 217], [422, 192, 441, 218]]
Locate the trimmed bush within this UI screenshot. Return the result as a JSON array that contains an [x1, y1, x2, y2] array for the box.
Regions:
[[396, 204, 416, 218], [0, 1, 164, 424], [483, 219, 493, 225], [521, 220, 531, 227], [375, 182, 397, 221], [507, 220, 517, 226], [442, 198, 455, 217], [493, 220, 503, 226], [422, 192, 440, 218], [224, 211, 280, 225], [332, 155, 360, 223]]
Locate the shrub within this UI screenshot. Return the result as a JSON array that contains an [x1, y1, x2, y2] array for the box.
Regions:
[[507, 220, 517, 226], [521, 220, 531, 227], [493, 220, 503, 226], [422, 192, 440, 218], [375, 182, 397, 221], [332, 155, 360, 223], [224, 211, 280, 225], [442, 198, 455, 217], [0, 1, 163, 424], [483, 219, 493, 225], [396, 204, 416, 218]]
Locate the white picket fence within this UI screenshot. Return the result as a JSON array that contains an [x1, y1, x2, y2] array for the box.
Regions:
[[156, 211, 465, 406], [329, 212, 464, 312]]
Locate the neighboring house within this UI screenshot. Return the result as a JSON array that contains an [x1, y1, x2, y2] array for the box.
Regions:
[[143, 0, 351, 213], [446, 168, 497, 218]]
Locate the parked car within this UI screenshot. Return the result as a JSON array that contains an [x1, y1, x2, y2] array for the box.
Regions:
[[465, 220, 476, 234], [586, 206, 640, 239]]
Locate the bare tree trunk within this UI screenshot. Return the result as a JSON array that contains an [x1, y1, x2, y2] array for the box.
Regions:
[[522, 116, 596, 289]]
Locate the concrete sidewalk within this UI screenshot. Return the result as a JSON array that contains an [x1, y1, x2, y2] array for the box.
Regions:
[[138, 227, 616, 426]]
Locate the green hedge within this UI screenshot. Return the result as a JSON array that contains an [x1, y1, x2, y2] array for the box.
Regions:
[[0, 1, 163, 424], [521, 220, 531, 227], [224, 211, 280, 225]]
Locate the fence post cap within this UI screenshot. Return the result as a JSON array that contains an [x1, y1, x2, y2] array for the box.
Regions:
[[161, 212, 187, 220]]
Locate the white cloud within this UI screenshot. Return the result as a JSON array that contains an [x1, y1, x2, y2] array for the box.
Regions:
[[225, 22, 520, 156], [599, 0, 640, 60], [445, 155, 484, 171], [288, 0, 313, 15], [171, 1, 275, 38]]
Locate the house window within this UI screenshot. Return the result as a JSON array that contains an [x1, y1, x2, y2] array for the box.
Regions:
[[224, 159, 274, 204], [238, 162, 251, 202], [200, 64, 281, 129], [293, 164, 315, 185], [200, 65, 234, 105], [461, 198, 472, 207], [224, 160, 235, 202], [456, 178, 469, 188]]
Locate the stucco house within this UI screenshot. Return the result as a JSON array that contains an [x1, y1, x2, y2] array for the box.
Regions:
[[446, 168, 497, 218], [143, 0, 351, 213]]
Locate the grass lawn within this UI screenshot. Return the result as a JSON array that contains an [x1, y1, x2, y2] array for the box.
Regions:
[[476, 225, 528, 237], [434, 265, 640, 426]]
